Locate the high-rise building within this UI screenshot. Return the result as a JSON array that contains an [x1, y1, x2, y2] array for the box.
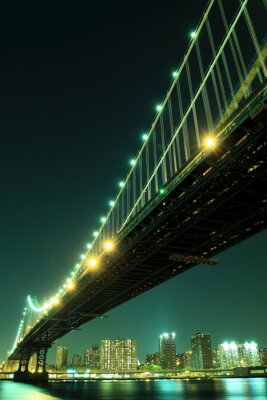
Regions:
[[177, 350, 192, 369], [145, 352, 160, 365], [212, 348, 220, 368], [55, 346, 68, 368], [218, 341, 260, 368], [219, 342, 240, 368], [84, 345, 101, 369], [100, 338, 137, 372], [159, 332, 176, 370], [179, 350, 192, 369], [72, 354, 81, 367], [191, 333, 212, 369], [259, 348, 267, 366], [241, 342, 260, 366]]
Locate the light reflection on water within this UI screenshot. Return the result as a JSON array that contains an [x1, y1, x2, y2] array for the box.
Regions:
[[0, 378, 266, 400], [225, 377, 267, 400], [0, 381, 60, 400]]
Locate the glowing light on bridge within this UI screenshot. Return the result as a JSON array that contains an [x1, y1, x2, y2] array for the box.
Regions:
[[172, 71, 178, 78], [119, 181, 125, 188], [51, 296, 60, 305], [130, 159, 136, 166], [142, 133, 148, 141], [100, 216, 106, 223], [67, 281, 75, 290], [204, 136, 217, 148], [86, 243, 92, 249], [104, 240, 115, 251], [109, 200, 115, 207], [27, 295, 48, 312], [88, 258, 97, 267], [93, 231, 98, 237], [190, 30, 197, 39], [156, 104, 162, 112]]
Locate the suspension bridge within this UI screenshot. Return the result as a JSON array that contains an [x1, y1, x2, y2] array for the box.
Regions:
[[5, 0, 267, 381]]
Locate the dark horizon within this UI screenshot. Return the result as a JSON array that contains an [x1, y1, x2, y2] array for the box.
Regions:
[[0, 0, 266, 364]]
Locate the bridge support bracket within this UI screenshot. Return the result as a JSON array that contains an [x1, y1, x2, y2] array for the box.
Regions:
[[13, 344, 49, 382]]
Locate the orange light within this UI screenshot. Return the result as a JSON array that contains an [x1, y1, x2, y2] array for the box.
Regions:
[[89, 258, 97, 267], [204, 136, 216, 148], [67, 281, 75, 290], [104, 241, 115, 251]]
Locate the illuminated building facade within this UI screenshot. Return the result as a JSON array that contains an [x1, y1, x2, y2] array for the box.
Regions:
[[177, 350, 192, 369], [219, 341, 260, 368], [212, 348, 220, 368], [219, 342, 240, 368], [191, 333, 212, 369], [28, 353, 37, 372], [72, 354, 81, 367], [55, 346, 68, 368], [100, 338, 137, 372], [159, 332, 176, 369], [259, 348, 267, 366], [84, 345, 101, 369], [242, 342, 260, 366]]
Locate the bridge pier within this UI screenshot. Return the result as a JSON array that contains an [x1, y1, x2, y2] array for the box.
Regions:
[[13, 345, 49, 382]]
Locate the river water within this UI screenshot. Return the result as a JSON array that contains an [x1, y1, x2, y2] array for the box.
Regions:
[[0, 378, 266, 399]]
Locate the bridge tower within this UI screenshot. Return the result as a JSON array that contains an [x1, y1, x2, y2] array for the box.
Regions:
[[13, 344, 50, 382]]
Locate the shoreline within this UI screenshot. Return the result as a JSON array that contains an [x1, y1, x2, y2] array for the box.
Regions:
[[0, 374, 266, 382]]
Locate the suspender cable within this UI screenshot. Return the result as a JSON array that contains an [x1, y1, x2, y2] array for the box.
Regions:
[[243, 4, 266, 79], [218, 0, 246, 97], [139, 157, 143, 208], [146, 141, 151, 201], [176, 79, 190, 161], [160, 114, 168, 184], [195, 40, 214, 133], [127, 180, 130, 221], [168, 97, 177, 174], [206, 17, 227, 114], [133, 168, 136, 217], [153, 130, 159, 193], [185, 61, 200, 147]]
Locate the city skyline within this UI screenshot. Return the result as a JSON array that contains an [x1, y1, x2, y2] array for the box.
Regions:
[[46, 334, 265, 372], [0, 0, 266, 366], [51, 328, 266, 367]]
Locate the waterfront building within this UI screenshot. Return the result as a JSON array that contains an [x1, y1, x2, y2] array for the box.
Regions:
[[83, 345, 101, 369], [159, 332, 176, 369], [72, 354, 81, 367], [219, 341, 260, 368], [28, 353, 37, 372], [145, 352, 160, 365], [191, 333, 212, 369], [3, 356, 19, 372], [177, 350, 192, 369], [55, 346, 68, 368], [242, 342, 260, 366], [100, 338, 137, 372], [259, 348, 267, 366], [212, 348, 220, 368], [218, 342, 240, 368]]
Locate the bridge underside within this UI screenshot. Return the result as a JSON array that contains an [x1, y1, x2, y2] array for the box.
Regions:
[[11, 87, 267, 364]]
